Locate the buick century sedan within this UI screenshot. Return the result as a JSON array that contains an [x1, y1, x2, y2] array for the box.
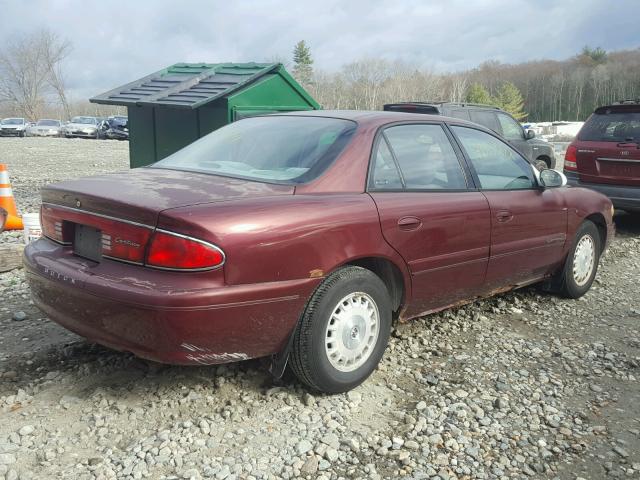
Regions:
[[25, 111, 614, 393]]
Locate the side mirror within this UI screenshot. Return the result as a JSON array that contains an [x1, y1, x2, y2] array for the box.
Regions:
[[539, 169, 567, 188], [525, 129, 536, 140]]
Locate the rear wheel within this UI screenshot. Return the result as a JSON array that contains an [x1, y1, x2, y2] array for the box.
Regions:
[[290, 266, 392, 393], [557, 220, 601, 298]]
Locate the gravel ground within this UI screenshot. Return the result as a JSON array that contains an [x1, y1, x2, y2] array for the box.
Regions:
[[0, 137, 639, 480]]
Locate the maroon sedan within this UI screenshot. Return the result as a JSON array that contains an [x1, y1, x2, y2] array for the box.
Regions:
[[24, 111, 614, 393]]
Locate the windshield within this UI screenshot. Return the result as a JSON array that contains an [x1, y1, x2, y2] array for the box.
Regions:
[[71, 116, 97, 125], [153, 116, 357, 184], [579, 110, 640, 142], [37, 120, 60, 126], [1, 118, 24, 125]]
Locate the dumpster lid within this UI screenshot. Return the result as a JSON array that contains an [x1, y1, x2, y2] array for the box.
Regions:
[[90, 62, 317, 110]]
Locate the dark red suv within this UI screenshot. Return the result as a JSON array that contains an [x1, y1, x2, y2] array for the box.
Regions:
[[565, 101, 640, 212]]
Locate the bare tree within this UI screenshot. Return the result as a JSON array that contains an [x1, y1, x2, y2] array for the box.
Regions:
[[0, 28, 71, 120]]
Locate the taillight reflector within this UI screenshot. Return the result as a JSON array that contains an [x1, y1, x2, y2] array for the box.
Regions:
[[146, 230, 225, 271], [564, 144, 578, 171], [41, 205, 73, 244]]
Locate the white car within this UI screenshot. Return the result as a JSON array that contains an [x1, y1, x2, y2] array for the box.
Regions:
[[64, 116, 99, 138], [0, 118, 28, 137], [27, 119, 63, 137]]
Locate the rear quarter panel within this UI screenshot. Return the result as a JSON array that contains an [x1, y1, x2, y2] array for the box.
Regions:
[[157, 194, 412, 295], [562, 186, 614, 249]]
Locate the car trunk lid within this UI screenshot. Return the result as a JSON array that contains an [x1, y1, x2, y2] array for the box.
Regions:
[[41, 167, 294, 264], [575, 106, 640, 187]]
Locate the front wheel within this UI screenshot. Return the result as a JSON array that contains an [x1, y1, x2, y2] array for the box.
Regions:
[[557, 220, 601, 298], [290, 266, 392, 393]]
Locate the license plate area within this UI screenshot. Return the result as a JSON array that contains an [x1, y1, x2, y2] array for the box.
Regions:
[[74, 224, 102, 262]]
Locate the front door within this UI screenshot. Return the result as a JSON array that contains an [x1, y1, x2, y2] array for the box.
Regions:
[[496, 111, 534, 161], [368, 123, 491, 315], [451, 125, 567, 288]]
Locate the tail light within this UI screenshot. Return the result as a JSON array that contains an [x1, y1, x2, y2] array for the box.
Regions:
[[146, 230, 225, 270], [41, 204, 224, 271], [41, 204, 152, 263], [41, 205, 73, 245], [564, 143, 578, 171]]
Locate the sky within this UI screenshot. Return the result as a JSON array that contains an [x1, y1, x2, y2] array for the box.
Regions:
[[1, 0, 638, 100]]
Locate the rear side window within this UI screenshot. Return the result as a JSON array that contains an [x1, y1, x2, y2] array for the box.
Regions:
[[579, 110, 640, 142], [449, 109, 471, 121], [452, 126, 535, 190], [469, 110, 500, 133], [371, 124, 467, 190], [370, 139, 403, 189]]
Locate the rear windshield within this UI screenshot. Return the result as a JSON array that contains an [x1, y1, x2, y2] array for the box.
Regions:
[[37, 120, 60, 126], [579, 110, 640, 142], [152, 116, 357, 184], [71, 116, 97, 124]]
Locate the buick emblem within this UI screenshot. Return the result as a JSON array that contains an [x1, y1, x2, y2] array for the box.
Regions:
[[76, 199, 81, 208], [620, 151, 630, 156]]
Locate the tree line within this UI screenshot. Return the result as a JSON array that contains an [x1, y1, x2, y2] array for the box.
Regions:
[[293, 42, 640, 122], [1, 32, 638, 123]]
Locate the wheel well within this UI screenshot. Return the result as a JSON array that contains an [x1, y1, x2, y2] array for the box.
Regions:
[[585, 213, 607, 253], [345, 257, 405, 313], [536, 155, 551, 167]]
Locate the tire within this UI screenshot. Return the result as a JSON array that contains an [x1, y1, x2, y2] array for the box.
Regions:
[[557, 220, 601, 298], [534, 157, 549, 171], [290, 266, 392, 393]]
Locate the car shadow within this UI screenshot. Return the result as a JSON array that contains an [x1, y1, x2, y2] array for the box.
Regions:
[[614, 211, 640, 237], [0, 339, 289, 399]]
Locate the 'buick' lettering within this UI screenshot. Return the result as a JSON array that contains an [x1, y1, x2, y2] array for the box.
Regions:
[[43, 266, 77, 285]]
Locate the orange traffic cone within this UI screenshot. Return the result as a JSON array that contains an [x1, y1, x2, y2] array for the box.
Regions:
[[0, 164, 23, 230]]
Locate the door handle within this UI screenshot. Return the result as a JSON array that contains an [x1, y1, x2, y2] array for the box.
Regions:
[[398, 216, 422, 230], [496, 210, 513, 223]]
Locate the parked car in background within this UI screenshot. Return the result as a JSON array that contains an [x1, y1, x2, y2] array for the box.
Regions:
[[64, 116, 99, 139], [25, 111, 613, 393], [97, 116, 129, 140], [27, 119, 63, 137], [0, 118, 28, 137], [565, 101, 640, 212], [384, 102, 556, 170]]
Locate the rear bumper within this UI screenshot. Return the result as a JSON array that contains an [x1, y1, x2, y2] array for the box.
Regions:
[[566, 171, 640, 212], [24, 238, 318, 365], [65, 131, 97, 138]]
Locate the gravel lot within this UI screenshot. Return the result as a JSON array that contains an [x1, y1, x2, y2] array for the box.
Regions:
[[0, 137, 639, 480]]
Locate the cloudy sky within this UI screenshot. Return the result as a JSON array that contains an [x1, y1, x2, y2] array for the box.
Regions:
[[1, 0, 638, 100]]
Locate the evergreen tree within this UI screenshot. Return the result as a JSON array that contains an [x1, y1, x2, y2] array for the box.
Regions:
[[465, 83, 492, 105], [494, 82, 527, 120], [581, 46, 608, 65], [292, 40, 314, 86]]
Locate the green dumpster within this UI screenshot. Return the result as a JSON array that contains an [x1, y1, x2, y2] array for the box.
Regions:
[[90, 63, 320, 168]]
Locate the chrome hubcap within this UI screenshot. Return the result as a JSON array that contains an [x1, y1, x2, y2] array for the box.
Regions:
[[573, 234, 595, 286], [325, 292, 379, 372]]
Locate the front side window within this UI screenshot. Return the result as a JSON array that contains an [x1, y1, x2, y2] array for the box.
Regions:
[[153, 116, 357, 184], [452, 126, 535, 190], [372, 124, 467, 190], [497, 113, 524, 141]]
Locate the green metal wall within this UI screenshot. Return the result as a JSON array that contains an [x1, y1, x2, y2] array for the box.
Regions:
[[128, 69, 318, 169]]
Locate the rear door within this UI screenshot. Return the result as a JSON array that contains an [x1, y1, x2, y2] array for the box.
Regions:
[[575, 106, 640, 187], [368, 122, 491, 315], [450, 125, 567, 288]]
